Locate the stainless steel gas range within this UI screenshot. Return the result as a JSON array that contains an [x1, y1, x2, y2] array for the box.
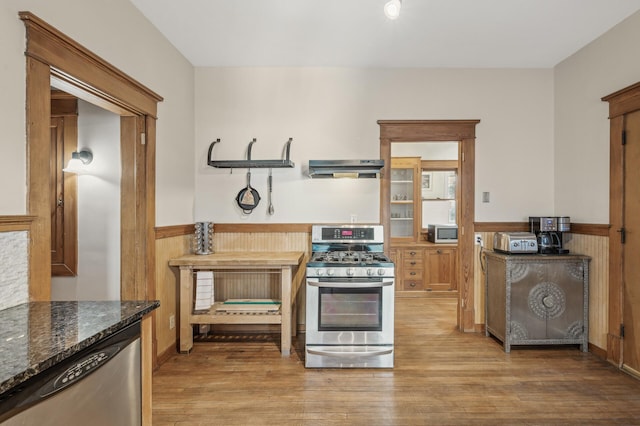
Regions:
[[305, 224, 395, 368]]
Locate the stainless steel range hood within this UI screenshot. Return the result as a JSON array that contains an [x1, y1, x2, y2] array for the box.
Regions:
[[308, 160, 384, 178]]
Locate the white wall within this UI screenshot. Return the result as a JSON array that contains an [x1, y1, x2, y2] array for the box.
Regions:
[[555, 11, 640, 223], [51, 101, 121, 301], [195, 68, 554, 223], [0, 0, 195, 225]]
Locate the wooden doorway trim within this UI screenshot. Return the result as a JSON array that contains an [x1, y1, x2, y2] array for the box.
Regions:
[[602, 81, 640, 365], [379, 120, 480, 332], [20, 11, 162, 302]]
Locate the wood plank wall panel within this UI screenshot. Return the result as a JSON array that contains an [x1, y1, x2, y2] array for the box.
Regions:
[[212, 269, 282, 301], [155, 234, 192, 358], [474, 232, 493, 328], [565, 234, 609, 351], [214, 232, 310, 324]]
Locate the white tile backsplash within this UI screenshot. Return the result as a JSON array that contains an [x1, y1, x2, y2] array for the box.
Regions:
[[0, 231, 28, 310]]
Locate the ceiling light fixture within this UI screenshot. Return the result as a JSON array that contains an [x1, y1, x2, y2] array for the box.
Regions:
[[63, 150, 93, 174], [384, 0, 402, 20]]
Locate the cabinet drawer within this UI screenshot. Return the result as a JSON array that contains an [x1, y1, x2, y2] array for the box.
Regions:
[[403, 279, 424, 291], [425, 283, 452, 292], [402, 249, 422, 259], [403, 258, 423, 270], [403, 268, 423, 280]]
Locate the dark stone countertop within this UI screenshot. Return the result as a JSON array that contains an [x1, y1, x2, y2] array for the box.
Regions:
[[0, 300, 159, 396]]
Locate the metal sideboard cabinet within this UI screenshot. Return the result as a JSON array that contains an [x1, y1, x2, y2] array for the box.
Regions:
[[485, 251, 590, 353]]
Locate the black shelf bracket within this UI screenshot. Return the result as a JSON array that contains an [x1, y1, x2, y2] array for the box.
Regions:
[[207, 138, 294, 169]]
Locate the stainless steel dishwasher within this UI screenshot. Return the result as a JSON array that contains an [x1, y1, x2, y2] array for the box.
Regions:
[[0, 322, 141, 425]]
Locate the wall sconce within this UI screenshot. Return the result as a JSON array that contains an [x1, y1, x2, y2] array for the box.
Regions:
[[384, 0, 402, 20], [63, 150, 93, 174]]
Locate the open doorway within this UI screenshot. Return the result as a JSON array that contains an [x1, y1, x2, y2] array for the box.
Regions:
[[50, 97, 122, 300], [379, 120, 479, 332], [21, 12, 162, 303]]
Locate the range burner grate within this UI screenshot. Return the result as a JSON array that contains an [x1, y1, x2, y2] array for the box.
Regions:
[[310, 251, 391, 264]]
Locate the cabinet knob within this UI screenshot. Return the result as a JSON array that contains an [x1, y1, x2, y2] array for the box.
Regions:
[[409, 282, 416, 287], [410, 272, 416, 276], [436, 249, 442, 254], [410, 251, 417, 256], [410, 261, 416, 265]]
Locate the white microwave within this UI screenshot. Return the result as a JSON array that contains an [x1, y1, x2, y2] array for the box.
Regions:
[[426, 224, 458, 243]]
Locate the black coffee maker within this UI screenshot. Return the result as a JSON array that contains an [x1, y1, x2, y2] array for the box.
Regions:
[[529, 216, 570, 254]]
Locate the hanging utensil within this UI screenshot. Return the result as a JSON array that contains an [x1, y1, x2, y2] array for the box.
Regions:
[[236, 169, 261, 214], [268, 168, 274, 215]]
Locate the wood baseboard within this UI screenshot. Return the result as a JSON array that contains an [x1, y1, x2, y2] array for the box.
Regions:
[[156, 345, 177, 368], [588, 342, 607, 360]]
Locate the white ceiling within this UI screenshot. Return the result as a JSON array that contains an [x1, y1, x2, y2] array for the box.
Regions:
[[129, 0, 640, 68]]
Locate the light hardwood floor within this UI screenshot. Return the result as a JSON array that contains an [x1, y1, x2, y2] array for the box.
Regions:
[[153, 297, 640, 425]]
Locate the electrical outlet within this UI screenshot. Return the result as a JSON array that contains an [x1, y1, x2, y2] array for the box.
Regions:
[[169, 314, 175, 329], [350, 214, 357, 223], [475, 233, 483, 246]]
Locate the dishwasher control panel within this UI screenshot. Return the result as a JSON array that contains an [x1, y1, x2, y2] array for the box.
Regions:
[[47, 346, 120, 395]]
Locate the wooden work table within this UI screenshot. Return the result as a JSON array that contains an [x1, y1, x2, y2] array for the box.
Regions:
[[169, 251, 305, 356]]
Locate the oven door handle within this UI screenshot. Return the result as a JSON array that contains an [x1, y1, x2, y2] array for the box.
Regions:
[[306, 278, 394, 288], [307, 347, 393, 358]]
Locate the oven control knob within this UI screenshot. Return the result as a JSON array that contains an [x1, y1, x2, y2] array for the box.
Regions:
[[346, 268, 355, 276], [327, 269, 335, 276], [316, 269, 324, 276], [367, 268, 375, 276], [377, 269, 386, 276]]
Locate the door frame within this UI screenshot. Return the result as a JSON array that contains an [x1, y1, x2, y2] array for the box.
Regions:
[[379, 120, 480, 332], [602, 81, 640, 366], [20, 12, 162, 302]]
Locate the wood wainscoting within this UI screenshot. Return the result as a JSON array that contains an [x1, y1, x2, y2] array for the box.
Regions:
[[154, 223, 311, 366], [155, 221, 610, 366], [155, 226, 193, 365], [474, 222, 610, 356]]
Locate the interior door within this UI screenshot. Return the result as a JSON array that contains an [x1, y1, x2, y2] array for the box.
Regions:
[[623, 109, 640, 376]]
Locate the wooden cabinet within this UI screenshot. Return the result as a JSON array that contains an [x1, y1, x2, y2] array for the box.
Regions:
[[424, 247, 457, 291], [393, 246, 457, 293], [390, 158, 458, 295], [390, 157, 421, 242]]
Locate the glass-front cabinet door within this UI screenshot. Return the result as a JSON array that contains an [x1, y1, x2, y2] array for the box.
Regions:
[[390, 157, 421, 242]]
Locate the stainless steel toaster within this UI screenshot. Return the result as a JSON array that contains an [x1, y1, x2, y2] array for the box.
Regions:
[[493, 232, 538, 254]]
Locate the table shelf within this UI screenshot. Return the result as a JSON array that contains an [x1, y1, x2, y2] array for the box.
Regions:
[[192, 302, 282, 324]]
